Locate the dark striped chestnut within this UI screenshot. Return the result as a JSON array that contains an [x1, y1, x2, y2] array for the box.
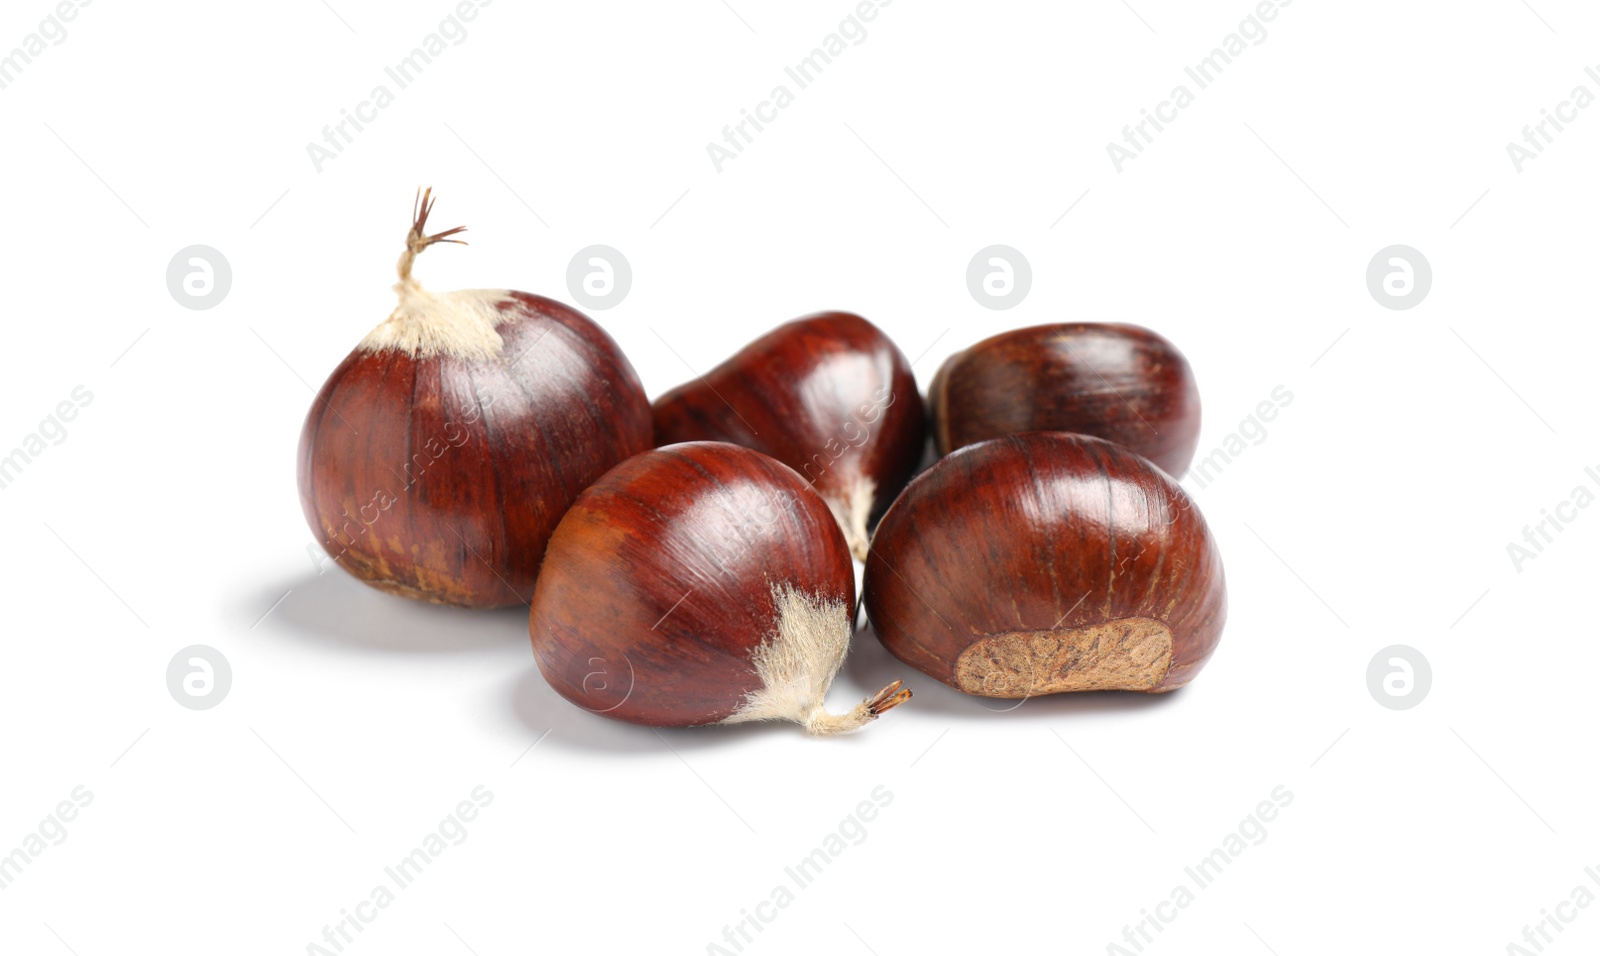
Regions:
[[529, 441, 910, 734], [652, 312, 925, 561], [929, 322, 1201, 477], [298, 190, 651, 608], [864, 432, 1225, 697]]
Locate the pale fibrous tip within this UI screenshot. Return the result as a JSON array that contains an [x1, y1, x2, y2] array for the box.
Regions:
[[720, 584, 911, 736]]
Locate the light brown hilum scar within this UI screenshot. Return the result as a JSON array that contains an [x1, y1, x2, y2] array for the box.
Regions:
[[954, 617, 1173, 697]]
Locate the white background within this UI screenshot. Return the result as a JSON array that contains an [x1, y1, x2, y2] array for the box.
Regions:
[[2, 0, 1596, 953]]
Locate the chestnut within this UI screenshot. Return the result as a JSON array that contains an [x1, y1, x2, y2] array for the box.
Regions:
[[652, 312, 925, 560], [298, 190, 652, 607], [929, 322, 1201, 477], [529, 441, 910, 734], [864, 432, 1225, 697]]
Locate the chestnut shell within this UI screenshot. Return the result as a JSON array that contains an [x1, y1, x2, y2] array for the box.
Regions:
[[864, 432, 1225, 696], [929, 322, 1201, 477], [529, 442, 855, 726], [652, 312, 925, 555], [298, 292, 652, 608]]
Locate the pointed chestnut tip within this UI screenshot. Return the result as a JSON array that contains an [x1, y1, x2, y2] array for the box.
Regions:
[[410, 186, 468, 251], [866, 679, 912, 717]]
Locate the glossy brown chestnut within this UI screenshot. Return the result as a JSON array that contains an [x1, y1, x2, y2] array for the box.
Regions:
[[864, 432, 1225, 697], [652, 312, 925, 561], [298, 191, 652, 608], [929, 323, 1201, 476], [529, 442, 910, 734]]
